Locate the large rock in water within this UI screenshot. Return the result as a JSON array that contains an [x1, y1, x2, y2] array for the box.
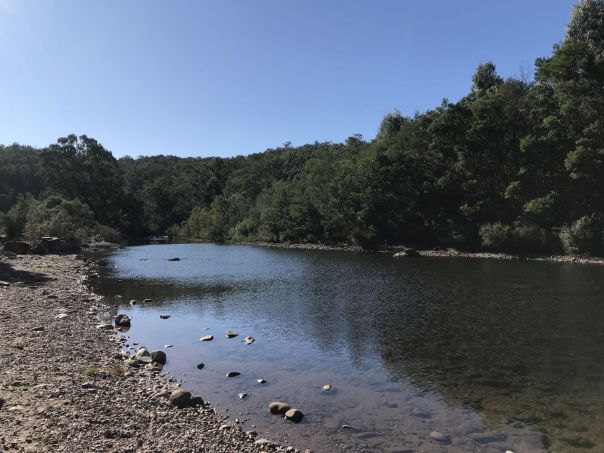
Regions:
[[285, 408, 304, 423], [150, 350, 167, 365], [114, 314, 131, 327], [268, 401, 291, 415], [169, 390, 191, 408]]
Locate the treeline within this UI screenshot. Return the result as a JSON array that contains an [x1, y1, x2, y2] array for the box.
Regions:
[[1, 0, 603, 256]]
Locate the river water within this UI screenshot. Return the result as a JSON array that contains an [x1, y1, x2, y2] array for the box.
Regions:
[[92, 243, 604, 452]]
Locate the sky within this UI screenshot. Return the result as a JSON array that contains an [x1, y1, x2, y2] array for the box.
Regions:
[[0, 0, 579, 158]]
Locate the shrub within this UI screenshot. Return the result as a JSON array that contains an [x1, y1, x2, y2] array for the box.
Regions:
[[560, 214, 604, 256], [509, 221, 559, 254], [479, 222, 511, 251]]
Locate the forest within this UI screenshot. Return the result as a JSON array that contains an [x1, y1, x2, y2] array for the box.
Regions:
[[1, 0, 603, 256]]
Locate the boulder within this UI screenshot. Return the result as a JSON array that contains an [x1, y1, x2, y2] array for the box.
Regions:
[[114, 314, 131, 327], [169, 390, 191, 408], [4, 241, 30, 255], [150, 350, 167, 365], [268, 401, 291, 415], [135, 347, 152, 363], [285, 408, 304, 423]]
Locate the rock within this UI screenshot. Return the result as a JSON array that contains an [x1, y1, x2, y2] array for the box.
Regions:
[[196, 362, 205, 369], [150, 350, 167, 365], [55, 313, 69, 320], [394, 248, 420, 257], [95, 323, 114, 330], [143, 298, 152, 303], [159, 314, 171, 319], [169, 390, 191, 408], [430, 431, 450, 443], [125, 358, 140, 368], [285, 408, 304, 423], [4, 241, 30, 255], [226, 371, 240, 378], [254, 439, 272, 446], [0, 280, 9, 287], [114, 314, 131, 327], [167, 257, 181, 261], [242, 336, 255, 345], [256, 378, 266, 384], [219, 424, 232, 431], [164, 344, 173, 348], [322, 384, 333, 392], [135, 347, 152, 363], [129, 300, 137, 305], [200, 335, 214, 341], [31, 326, 44, 332], [190, 396, 204, 407], [238, 393, 247, 399], [268, 401, 291, 415], [225, 330, 238, 338]]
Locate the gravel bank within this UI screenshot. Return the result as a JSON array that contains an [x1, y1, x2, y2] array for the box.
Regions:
[[0, 254, 288, 452]]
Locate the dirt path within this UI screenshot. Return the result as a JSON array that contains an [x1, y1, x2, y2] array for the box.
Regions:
[[0, 254, 288, 452]]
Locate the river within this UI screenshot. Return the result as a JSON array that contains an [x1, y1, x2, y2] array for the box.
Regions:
[[91, 243, 604, 452]]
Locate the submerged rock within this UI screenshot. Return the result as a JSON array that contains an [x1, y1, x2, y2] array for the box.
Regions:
[[268, 401, 291, 415], [169, 390, 191, 408], [285, 408, 304, 423]]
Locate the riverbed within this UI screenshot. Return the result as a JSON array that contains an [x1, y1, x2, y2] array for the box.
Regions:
[[92, 243, 604, 452]]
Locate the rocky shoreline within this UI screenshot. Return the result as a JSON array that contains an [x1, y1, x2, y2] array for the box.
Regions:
[[250, 241, 604, 265], [0, 254, 289, 452]]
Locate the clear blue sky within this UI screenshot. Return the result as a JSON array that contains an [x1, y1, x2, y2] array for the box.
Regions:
[[0, 0, 578, 158]]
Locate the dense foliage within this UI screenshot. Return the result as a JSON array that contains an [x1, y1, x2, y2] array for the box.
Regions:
[[1, 0, 603, 256]]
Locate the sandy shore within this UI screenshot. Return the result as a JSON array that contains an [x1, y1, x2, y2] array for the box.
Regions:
[[0, 254, 288, 452]]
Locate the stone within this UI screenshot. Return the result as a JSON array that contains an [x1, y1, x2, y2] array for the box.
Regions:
[[95, 323, 114, 330], [169, 390, 191, 408], [226, 371, 240, 378], [322, 384, 333, 392], [430, 431, 450, 443], [159, 314, 171, 319], [242, 336, 255, 345], [238, 393, 247, 399], [114, 314, 131, 327], [256, 378, 266, 384], [0, 281, 9, 287], [254, 439, 272, 446], [164, 344, 173, 348], [55, 313, 69, 320], [225, 330, 238, 338], [394, 248, 420, 257], [196, 363, 205, 369], [268, 401, 291, 415], [150, 350, 167, 365], [285, 408, 304, 423], [219, 424, 232, 431], [190, 396, 204, 407], [167, 257, 180, 261], [200, 335, 214, 341], [32, 326, 44, 332], [135, 347, 152, 363], [143, 298, 152, 303], [129, 300, 137, 305]]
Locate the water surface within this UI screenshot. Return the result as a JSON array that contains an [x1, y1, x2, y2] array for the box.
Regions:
[[92, 244, 604, 452]]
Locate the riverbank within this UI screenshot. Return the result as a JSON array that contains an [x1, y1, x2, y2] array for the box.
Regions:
[[0, 254, 288, 452], [250, 241, 604, 265]]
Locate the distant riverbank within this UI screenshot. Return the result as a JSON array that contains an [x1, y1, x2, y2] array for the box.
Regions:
[[247, 241, 604, 265]]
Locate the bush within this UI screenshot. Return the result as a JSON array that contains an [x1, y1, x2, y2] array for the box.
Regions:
[[560, 214, 604, 256], [479, 222, 511, 251]]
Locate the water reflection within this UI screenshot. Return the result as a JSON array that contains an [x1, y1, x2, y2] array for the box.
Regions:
[[92, 244, 604, 452]]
